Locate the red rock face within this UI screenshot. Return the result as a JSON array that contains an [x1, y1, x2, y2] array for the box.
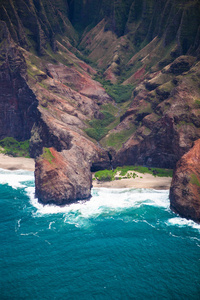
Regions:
[[170, 139, 200, 223], [1, 1, 200, 208], [35, 147, 92, 205], [35, 135, 110, 205]]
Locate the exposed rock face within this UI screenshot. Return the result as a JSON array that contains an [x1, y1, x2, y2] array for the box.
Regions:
[[0, 0, 76, 54], [111, 57, 200, 169], [170, 139, 200, 223], [0, 21, 38, 141], [0, 0, 200, 210], [35, 143, 108, 205], [33, 115, 111, 205]]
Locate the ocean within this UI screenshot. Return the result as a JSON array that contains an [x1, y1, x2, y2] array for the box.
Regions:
[[0, 169, 200, 299]]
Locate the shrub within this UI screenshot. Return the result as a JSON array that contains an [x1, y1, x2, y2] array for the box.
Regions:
[[105, 84, 133, 103], [115, 165, 173, 177], [85, 111, 115, 141], [102, 126, 136, 150], [0, 137, 30, 157], [42, 148, 55, 164], [195, 99, 200, 109], [190, 173, 200, 186], [94, 169, 117, 181], [94, 74, 133, 103]]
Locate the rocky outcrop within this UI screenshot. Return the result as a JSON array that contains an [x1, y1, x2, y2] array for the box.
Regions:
[[170, 139, 200, 223], [0, 21, 38, 141], [0, 0, 200, 211], [35, 142, 108, 205], [108, 57, 200, 169], [32, 108, 111, 205], [0, 0, 77, 54]]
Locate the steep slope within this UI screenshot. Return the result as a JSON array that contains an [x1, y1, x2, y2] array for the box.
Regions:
[[0, 21, 38, 141], [170, 139, 200, 223], [0, 10, 113, 205], [0, 0, 200, 214], [79, 0, 200, 81], [109, 56, 200, 169]]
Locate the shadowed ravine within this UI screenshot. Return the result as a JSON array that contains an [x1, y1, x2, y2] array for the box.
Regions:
[[0, 0, 200, 220]]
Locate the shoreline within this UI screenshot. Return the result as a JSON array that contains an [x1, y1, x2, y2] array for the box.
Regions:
[[0, 153, 172, 190], [92, 171, 172, 190], [0, 153, 35, 171]]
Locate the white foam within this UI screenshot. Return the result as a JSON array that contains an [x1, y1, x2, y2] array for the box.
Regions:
[[0, 168, 34, 189], [15, 218, 21, 232], [20, 232, 39, 237], [48, 221, 55, 230], [167, 217, 200, 231], [30, 187, 169, 219]]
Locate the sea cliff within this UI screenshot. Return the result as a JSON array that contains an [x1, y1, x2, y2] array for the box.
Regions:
[[0, 0, 200, 220]]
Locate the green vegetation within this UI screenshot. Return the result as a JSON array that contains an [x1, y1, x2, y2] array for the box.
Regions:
[[190, 173, 200, 187], [194, 99, 200, 109], [75, 49, 96, 67], [94, 165, 173, 182], [94, 169, 117, 181], [137, 103, 153, 116], [94, 74, 133, 103], [42, 148, 55, 164], [105, 84, 134, 103], [126, 165, 173, 177], [0, 137, 30, 157], [101, 126, 136, 150], [85, 111, 115, 141], [100, 103, 118, 115], [85, 100, 133, 142], [177, 121, 195, 128]]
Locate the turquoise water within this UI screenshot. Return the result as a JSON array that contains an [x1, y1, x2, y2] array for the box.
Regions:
[[0, 169, 200, 300]]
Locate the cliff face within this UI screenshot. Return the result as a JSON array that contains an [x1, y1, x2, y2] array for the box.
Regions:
[[112, 56, 200, 169], [0, 0, 200, 214], [170, 139, 200, 223], [0, 21, 38, 141], [0, 0, 76, 54]]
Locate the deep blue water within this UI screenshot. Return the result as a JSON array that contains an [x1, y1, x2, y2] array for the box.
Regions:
[[0, 169, 200, 300]]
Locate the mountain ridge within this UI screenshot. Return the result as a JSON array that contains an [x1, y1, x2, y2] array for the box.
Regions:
[[0, 0, 200, 221]]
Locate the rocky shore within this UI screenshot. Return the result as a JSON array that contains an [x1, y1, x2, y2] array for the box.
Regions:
[[0, 0, 200, 222]]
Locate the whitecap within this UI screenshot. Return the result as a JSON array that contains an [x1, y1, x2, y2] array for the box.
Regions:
[[0, 168, 34, 189], [30, 187, 169, 220], [20, 232, 39, 237], [167, 217, 200, 231], [15, 218, 21, 232], [48, 221, 55, 230]]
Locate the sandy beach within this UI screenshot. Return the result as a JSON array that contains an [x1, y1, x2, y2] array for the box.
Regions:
[[0, 153, 35, 171], [0, 153, 172, 189], [92, 171, 172, 190]]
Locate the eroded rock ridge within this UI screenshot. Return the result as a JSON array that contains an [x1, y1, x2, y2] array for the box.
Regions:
[[0, 1, 200, 218]]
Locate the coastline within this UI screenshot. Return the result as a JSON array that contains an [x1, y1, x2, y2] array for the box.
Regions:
[[92, 172, 172, 190], [0, 153, 172, 190], [0, 153, 35, 171]]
